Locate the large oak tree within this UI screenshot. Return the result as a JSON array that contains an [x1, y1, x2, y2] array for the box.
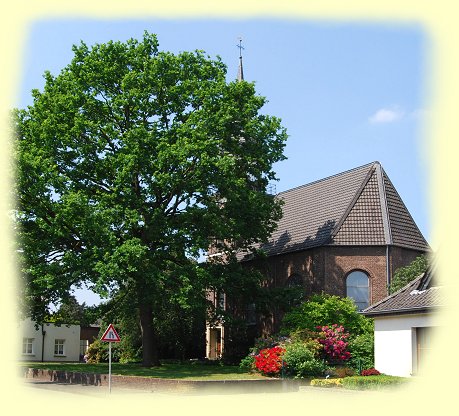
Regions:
[[14, 32, 287, 366]]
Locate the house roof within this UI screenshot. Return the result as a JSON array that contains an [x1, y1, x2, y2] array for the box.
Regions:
[[239, 161, 429, 259], [362, 267, 444, 316]]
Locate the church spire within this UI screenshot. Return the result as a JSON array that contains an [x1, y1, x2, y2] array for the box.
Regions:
[[237, 37, 244, 81]]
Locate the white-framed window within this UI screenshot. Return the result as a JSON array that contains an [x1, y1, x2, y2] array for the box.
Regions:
[[346, 270, 370, 311], [54, 339, 65, 356], [22, 338, 34, 355]]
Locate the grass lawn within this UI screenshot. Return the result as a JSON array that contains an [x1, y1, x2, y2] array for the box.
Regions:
[[20, 361, 266, 381]]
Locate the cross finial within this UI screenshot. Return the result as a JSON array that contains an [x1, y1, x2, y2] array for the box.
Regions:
[[237, 37, 244, 58]]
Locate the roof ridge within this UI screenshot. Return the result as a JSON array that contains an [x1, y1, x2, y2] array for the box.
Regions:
[[381, 168, 429, 249], [375, 163, 392, 244], [329, 163, 378, 240], [277, 161, 378, 196]]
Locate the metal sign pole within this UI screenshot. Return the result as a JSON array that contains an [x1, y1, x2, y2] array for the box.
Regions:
[[101, 324, 120, 394], [109, 342, 112, 393]]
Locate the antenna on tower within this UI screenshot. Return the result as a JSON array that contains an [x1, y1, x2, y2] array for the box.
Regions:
[[237, 36, 244, 81]]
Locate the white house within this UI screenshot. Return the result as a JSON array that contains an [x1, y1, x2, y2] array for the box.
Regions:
[[19, 318, 81, 362], [363, 268, 443, 377]]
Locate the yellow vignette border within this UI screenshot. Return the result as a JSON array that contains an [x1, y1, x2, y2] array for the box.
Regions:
[[1, 1, 456, 415]]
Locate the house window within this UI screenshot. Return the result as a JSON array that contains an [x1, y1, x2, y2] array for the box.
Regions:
[[346, 270, 369, 311], [54, 339, 65, 356], [22, 338, 34, 355]]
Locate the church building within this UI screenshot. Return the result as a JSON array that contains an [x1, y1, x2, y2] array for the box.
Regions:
[[206, 161, 430, 359], [205, 43, 430, 360]]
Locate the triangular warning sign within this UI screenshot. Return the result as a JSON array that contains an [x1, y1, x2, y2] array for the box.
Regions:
[[100, 324, 121, 342]]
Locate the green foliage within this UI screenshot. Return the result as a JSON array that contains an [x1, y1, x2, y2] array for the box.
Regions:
[[50, 295, 95, 326], [289, 330, 323, 358], [14, 31, 287, 365], [282, 342, 326, 378], [341, 375, 411, 390], [84, 322, 141, 364], [281, 293, 374, 336], [389, 255, 429, 294], [347, 332, 375, 371], [84, 339, 109, 363], [238, 354, 256, 372]]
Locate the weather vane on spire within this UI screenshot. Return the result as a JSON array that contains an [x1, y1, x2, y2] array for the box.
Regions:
[[237, 36, 244, 81]]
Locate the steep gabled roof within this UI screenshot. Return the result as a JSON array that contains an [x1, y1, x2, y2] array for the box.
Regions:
[[241, 161, 429, 259], [362, 267, 444, 316]]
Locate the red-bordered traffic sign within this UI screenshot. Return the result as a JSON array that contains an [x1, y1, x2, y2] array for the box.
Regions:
[[100, 323, 121, 342]]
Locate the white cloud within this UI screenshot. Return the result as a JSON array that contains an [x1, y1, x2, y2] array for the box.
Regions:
[[369, 107, 405, 124]]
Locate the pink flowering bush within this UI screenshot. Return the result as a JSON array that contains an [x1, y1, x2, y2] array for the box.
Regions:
[[317, 324, 351, 363], [254, 346, 285, 376]]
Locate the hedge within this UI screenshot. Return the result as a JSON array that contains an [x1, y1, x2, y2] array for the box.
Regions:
[[341, 375, 411, 390]]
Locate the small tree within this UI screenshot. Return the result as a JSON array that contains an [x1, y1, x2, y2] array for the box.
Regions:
[[388, 255, 429, 294]]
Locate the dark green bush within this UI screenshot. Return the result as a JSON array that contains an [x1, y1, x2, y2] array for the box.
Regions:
[[238, 354, 255, 372], [341, 375, 411, 390], [347, 332, 374, 371], [283, 342, 326, 378]]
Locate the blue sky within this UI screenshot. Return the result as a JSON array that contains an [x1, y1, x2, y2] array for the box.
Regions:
[[17, 18, 431, 306]]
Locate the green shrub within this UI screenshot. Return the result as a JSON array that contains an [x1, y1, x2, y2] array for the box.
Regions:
[[84, 339, 109, 363], [310, 378, 343, 388], [239, 354, 255, 372], [347, 332, 374, 371], [341, 375, 411, 390], [283, 342, 326, 378], [281, 293, 373, 336]]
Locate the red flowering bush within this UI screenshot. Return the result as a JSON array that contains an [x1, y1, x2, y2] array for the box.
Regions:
[[361, 368, 381, 376], [254, 346, 286, 376], [317, 324, 351, 363]]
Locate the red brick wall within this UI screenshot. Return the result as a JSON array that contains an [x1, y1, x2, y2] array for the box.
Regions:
[[242, 245, 427, 335], [321, 246, 387, 304]]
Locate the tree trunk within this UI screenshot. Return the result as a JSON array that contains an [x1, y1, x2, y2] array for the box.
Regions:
[[139, 303, 160, 367]]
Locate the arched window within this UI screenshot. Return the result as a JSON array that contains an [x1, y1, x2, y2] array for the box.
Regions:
[[346, 270, 369, 311]]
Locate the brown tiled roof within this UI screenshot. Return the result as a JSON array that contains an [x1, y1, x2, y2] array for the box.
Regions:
[[238, 161, 429, 260], [362, 268, 444, 316]]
